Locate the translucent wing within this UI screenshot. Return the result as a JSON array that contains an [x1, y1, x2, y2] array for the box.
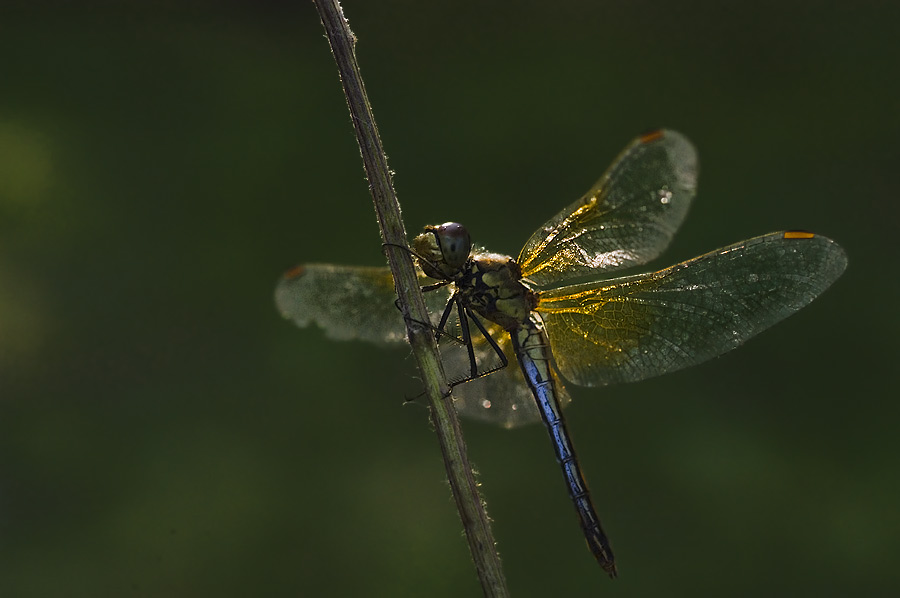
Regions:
[[535, 232, 847, 386], [442, 316, 572, 428], [275, 263, 568, 427], [274, 264, 451, 344], [518, 129, 698, 287]]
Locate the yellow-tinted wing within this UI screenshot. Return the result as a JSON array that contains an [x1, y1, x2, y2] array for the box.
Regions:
[[274, 264, 451, 344], [518, 130, 697, 287], [535, 232, 847, 386]]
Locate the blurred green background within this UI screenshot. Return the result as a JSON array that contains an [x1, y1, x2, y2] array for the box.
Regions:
[[1, 1, 898, 596]]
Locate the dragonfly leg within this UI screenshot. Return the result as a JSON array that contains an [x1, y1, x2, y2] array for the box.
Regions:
[[466, 309, 508, 374], [455, 299, 478, 378], [390, 280, 455, 337], [435, 294, 459, 342], [445, 308, 509, 388]]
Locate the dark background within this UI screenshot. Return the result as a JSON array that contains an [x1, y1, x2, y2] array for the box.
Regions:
[[1, 1, 898, 596]]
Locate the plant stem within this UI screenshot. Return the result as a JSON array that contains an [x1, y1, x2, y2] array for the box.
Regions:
[[311, 2, 509, 595]]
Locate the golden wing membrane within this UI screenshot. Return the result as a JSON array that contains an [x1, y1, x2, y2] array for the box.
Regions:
[[518, 129, 698, 287], [274, 264, 451, 344], [535, 232, 847, 386]]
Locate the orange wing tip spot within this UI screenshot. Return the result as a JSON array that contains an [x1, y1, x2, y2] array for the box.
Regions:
[[784, 231, 816, 240], [639, 129, 665, 144], [283, 264, 306, 280]]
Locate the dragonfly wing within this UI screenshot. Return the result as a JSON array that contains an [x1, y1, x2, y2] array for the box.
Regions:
[[536, 232, 847, 386], [443, 318, 571, 428], [518, 129, 698, 287], [276, 264, 572, 427], [275, 264, 451, 344]]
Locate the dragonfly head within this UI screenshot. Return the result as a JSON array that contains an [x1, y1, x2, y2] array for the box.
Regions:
[[413, 222, 472, 280]]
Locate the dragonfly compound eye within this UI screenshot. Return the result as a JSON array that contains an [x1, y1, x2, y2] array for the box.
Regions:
[[433, 222, 472, 271]]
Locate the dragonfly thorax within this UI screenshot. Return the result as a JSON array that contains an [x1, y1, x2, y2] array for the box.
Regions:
[[459, 253, 538, 331]]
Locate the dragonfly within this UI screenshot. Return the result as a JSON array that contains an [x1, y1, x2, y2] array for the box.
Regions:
[[275, 129, 847, 577]]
